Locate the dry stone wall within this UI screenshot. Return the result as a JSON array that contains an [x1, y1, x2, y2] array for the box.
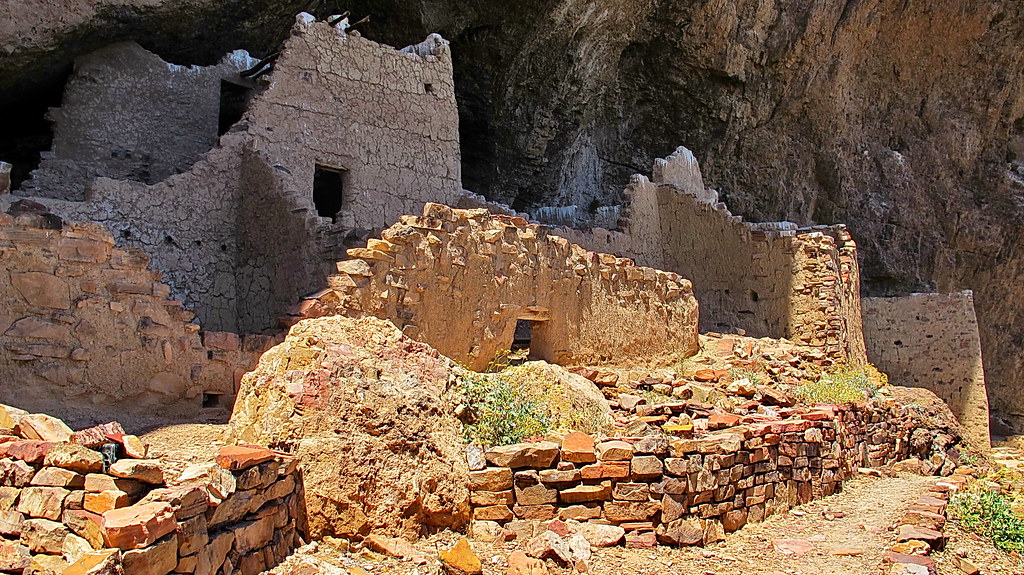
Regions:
[[289, 203, 700, 371], [554, 148, 866, 364], [0, 408, 302, 575], [468, 398, 962, 548], [0, 209, 274, 428], [862, 292, 990, 447], [9, 14, 461, 334]]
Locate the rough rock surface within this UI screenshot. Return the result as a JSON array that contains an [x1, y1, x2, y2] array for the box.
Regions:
[[225, 315, 471, 539], [4, 1, 1024, 426]]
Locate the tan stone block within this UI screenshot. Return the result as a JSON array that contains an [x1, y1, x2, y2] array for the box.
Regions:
[[11, 272, 70, 309], [102, 502, 178, 550], [512, 504, 555, 520], [485, 442, 559, 468], [62, 533, 94, 565], [559, 482, 612, 504], [0, 539, 31, 572], [22, 517, 70, 553], [43, 439, 101, 472], [538, 468, 580, 483], [63, 509, 106, 548], [207, 531, 234, 574], [558, 503, 603, 521], [62, 549, 121, 575], [17, 486, 69, 519], [108, 459, 164, 484], [31, 466, 85, 488], [612, 482, 650, 501], [207, 489, 255, 527], [596, 440, 633, 461], [24, 553, 67, 575], [4, 317, 68, 339], [235, 460, 279, 490], [233, 515, 275, 553], [470, 490, 513, 506], [121, 435, 148, 459], [121, 535, 177, 575], [473, 505, 513, 522], [84, 474, 143, 495], [0, 458, 34, 486], [84, 490, 131, 514], [513, 482, 557, 506], [0, 486, 19, 511], [630, 455, 664, 479], [468, 467, 512, 491], [604, 501, 660, 522]]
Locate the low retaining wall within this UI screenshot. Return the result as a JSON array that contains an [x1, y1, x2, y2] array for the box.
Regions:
[[0, 408, 303, 574], [468, 400, 960, 547]]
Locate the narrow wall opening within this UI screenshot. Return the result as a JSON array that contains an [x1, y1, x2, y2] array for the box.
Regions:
[[218, 80, 253, 136], [313, 164, 347, 222]]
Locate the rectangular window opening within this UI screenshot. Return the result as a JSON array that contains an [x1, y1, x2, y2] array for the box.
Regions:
[[313, 164, 347, 222], [202, 392, 223, 409]]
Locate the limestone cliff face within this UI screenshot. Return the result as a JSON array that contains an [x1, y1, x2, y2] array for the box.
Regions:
[[4, 1, 1024, 426]]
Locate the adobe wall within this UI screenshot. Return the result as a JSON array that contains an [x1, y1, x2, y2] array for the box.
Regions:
[[8, 14, 461, 335], [0, 210, 275, 428], [468, 399, 963, 546], [289, 203, 701, 371], [553, 147, 866, 364], [18, 43, 257, 201], [862, 292, 990, 447]]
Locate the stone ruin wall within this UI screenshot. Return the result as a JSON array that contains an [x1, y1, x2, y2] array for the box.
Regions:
[[289, 203, 701, 371], [552, 148, 866, 365], [468, 401, 961, 547], [17, 43, 257, 201], [6, 14, 461, 335], [0, 412, 303, 575], [862, 292, 991, 447], [0, 211, 276, 429]]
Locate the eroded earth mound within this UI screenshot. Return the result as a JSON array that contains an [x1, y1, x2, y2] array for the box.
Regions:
[[225, 315, 471, 540]]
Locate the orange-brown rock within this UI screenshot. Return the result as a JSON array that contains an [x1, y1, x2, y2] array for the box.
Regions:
[[439, 537, 483, 575], [215, 445, 275, 471], [102, 502, 177, 550], [561, 432, 596, 464]]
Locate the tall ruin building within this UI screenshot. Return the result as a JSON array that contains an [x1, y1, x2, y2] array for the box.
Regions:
[[0, 14, 991, 445]]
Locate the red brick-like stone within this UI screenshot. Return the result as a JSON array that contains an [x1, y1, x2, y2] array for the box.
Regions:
[[580, 461, 630, 480], [561, 432, 596, 464], [102, 502, 178, 550], [215, 446, 275, 471]]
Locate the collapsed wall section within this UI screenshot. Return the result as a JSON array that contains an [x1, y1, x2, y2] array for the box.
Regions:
[[553, 147, 866, 364], [287, 203, 701, 371], [0, 210, 274, 428], [862, 292, 990, 447]]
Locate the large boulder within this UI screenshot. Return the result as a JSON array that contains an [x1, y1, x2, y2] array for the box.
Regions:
[[225, 316, 470, 539]]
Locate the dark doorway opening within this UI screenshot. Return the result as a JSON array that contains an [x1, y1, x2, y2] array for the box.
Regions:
[[313, 164, 346, 222], [202, 392, 223, 408], [512, 319, 533, 351], [218, 80, 252, 136]]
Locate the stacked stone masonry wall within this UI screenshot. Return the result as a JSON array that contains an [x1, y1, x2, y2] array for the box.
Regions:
[[468, 401, 957, 547], [288, 202, 700, 371], [0, 212, 274, 428], [9, 15, 462, 334], [553, 147, 866, 364], [0, 411, 302, 575], [862, 292, 990, 447]]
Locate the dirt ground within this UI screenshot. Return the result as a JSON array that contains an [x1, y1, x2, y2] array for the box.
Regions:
[[266, 471, 1024, 575]]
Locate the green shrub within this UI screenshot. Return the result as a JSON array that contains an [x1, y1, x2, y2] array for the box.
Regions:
[[458, 370, 552, 447], [951, 487, 1024, 553], [796, 363, 888, 404]]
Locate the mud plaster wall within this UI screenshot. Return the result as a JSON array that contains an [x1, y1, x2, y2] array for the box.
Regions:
[[18, 42, 256, 201], [0, 212, 275, 428], [11, 16, 462, 335], [553, 148, 866, 363], [862, 292, 990, 447], [292, 203, 700, 371]]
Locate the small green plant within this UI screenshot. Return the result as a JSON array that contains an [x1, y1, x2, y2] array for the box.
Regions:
[[728, 366, 767, 386], [796, 363, 888, 404], [951, 487, 1024, 553], [459, 370, 552, 447]]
